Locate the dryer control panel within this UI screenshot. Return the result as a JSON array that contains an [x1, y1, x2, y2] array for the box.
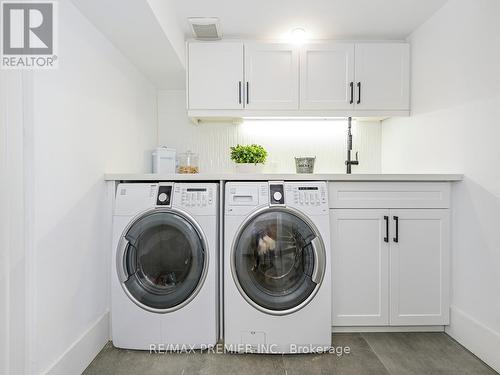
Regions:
[[290, 185, 327, 206], [173, 183, 218, 215], [156, 184, 172, 206], [269, 182, 285, 206], [225, 181, 328, 216], [180, 187, 214, 207], [285, 182, 328, 215]]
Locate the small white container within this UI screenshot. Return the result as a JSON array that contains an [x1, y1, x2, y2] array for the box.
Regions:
[[295, 157, 316, 173], [152, 147, 176, 174]]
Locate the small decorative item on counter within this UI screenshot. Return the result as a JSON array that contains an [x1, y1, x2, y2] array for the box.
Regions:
[[177, 150, 199, 174], [295, 156, 316, 173], [230, 144, 268, 173], [152, 146, 176, 174]]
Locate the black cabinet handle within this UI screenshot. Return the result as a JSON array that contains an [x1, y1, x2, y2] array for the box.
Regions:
[[357, 82, 361, 104], [384, 216, 389, 243], [238, 81, 242, 104], [246, 82, 249, 104], [393, 216, 399, 243], [349, 82, 354, 104]]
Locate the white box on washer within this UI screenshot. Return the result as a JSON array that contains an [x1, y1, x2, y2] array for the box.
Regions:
[[152, 147, 176, 174]]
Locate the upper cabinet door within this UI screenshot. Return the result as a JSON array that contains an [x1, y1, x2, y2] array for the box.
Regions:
[[389, 209, 450, 326], [354, 43, 410, 111], [188, 42, 244, 110], [244, 43, 299, 109], [300, 43, 355, 110]]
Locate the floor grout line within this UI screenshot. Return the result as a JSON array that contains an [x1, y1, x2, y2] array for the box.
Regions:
[[359, 332, 394, 375]]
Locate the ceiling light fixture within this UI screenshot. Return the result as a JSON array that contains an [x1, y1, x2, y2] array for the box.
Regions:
[[290, 27, 307, 44]]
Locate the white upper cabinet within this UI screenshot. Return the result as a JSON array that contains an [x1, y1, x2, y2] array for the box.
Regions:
[[354, 43, 410, 111], [300, 43, 355, 110], [244, 43, 299, 110], [389, 209, 450, 326], [186, 40, 410, 119], [188, 42, 244, 110]]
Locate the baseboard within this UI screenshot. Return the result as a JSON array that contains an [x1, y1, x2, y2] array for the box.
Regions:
[[333, 326, 445, 333], [42, 311, 110, 375], [445, 307, 500, 373]]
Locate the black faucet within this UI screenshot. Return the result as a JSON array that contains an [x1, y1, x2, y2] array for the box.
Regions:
[[345, 117, 359, 174]]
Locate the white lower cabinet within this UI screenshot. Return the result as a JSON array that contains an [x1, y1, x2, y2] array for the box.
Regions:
[[331, 209, 389, 325], [389, 209, 450, 325], [331, 208, 450, 327]]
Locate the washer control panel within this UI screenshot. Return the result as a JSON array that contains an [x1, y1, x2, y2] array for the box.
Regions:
[[292, 186, 326, 206], [225, 182, 328, 215], [286, 182, 328, 213], [156, 184, 172, 206], [269, 182, 285, 206], [180, 186, 214, 207], [172, 183, 218, 215]]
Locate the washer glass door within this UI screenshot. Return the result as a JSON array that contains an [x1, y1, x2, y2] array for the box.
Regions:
[[119, 210, 206, 312], [232, 208, 324, 314]]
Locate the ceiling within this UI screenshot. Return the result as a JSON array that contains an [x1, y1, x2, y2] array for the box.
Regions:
[[172, 0, 448, 40], [71, 0, 185, 89]]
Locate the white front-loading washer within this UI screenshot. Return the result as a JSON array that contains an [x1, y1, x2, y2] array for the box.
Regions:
[[224, 181, 331, 354], [111, 182, 218, 350]]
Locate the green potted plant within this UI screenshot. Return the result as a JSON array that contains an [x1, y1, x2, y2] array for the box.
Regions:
[[230, 144, 268, 173]]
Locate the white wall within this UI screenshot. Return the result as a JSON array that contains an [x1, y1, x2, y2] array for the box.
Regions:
[[0, 70, 29, 375], [146, 0, 186, 68], [381, 0, 500, 371], [158, 90, 382, 174], [1, 1, 157, 374]]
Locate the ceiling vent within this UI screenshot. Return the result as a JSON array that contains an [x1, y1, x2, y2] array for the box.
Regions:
[[188, 17, 222, 40]]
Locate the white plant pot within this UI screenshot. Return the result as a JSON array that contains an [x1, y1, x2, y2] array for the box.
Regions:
[[234, 163, 265, 174]]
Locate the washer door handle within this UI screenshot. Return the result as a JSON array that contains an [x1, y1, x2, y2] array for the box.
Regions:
[[116, 237, 130, 283], [310, 236, 326, 284]]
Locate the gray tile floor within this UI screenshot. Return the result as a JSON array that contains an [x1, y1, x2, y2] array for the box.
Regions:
[[84, 333, 498, 375]]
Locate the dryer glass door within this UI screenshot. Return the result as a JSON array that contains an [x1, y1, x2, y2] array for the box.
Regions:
[[232, 208, 325, 314], [119, 210, 207, 312]]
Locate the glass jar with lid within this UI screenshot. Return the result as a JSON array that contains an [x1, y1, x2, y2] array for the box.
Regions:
[[177, 150, 199, 174]]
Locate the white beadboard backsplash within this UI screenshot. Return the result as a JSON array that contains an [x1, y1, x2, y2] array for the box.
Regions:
[[158, 90, 382, 174]]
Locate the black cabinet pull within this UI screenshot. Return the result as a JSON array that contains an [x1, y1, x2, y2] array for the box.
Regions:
[[246, 82, 249, 104], [349, 82, 354, 104], [384, 216, 389, 243], [238, 81, 242, 104], [393, 216, 399, 243], [357, 82, 361, 104]]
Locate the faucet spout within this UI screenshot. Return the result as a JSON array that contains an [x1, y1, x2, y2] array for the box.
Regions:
[[345, 117, 359, 174]]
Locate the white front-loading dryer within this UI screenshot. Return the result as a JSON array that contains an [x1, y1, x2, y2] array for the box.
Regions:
[[224, 181, 332, 354], [111, 182, 218, 350]]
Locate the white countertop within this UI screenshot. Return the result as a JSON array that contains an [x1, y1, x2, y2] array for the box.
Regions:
[[104, 173, 463, 182]]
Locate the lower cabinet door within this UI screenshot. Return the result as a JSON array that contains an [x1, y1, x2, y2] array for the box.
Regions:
[[389, 209, 450, 325], [331, 209, 389, 326]]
